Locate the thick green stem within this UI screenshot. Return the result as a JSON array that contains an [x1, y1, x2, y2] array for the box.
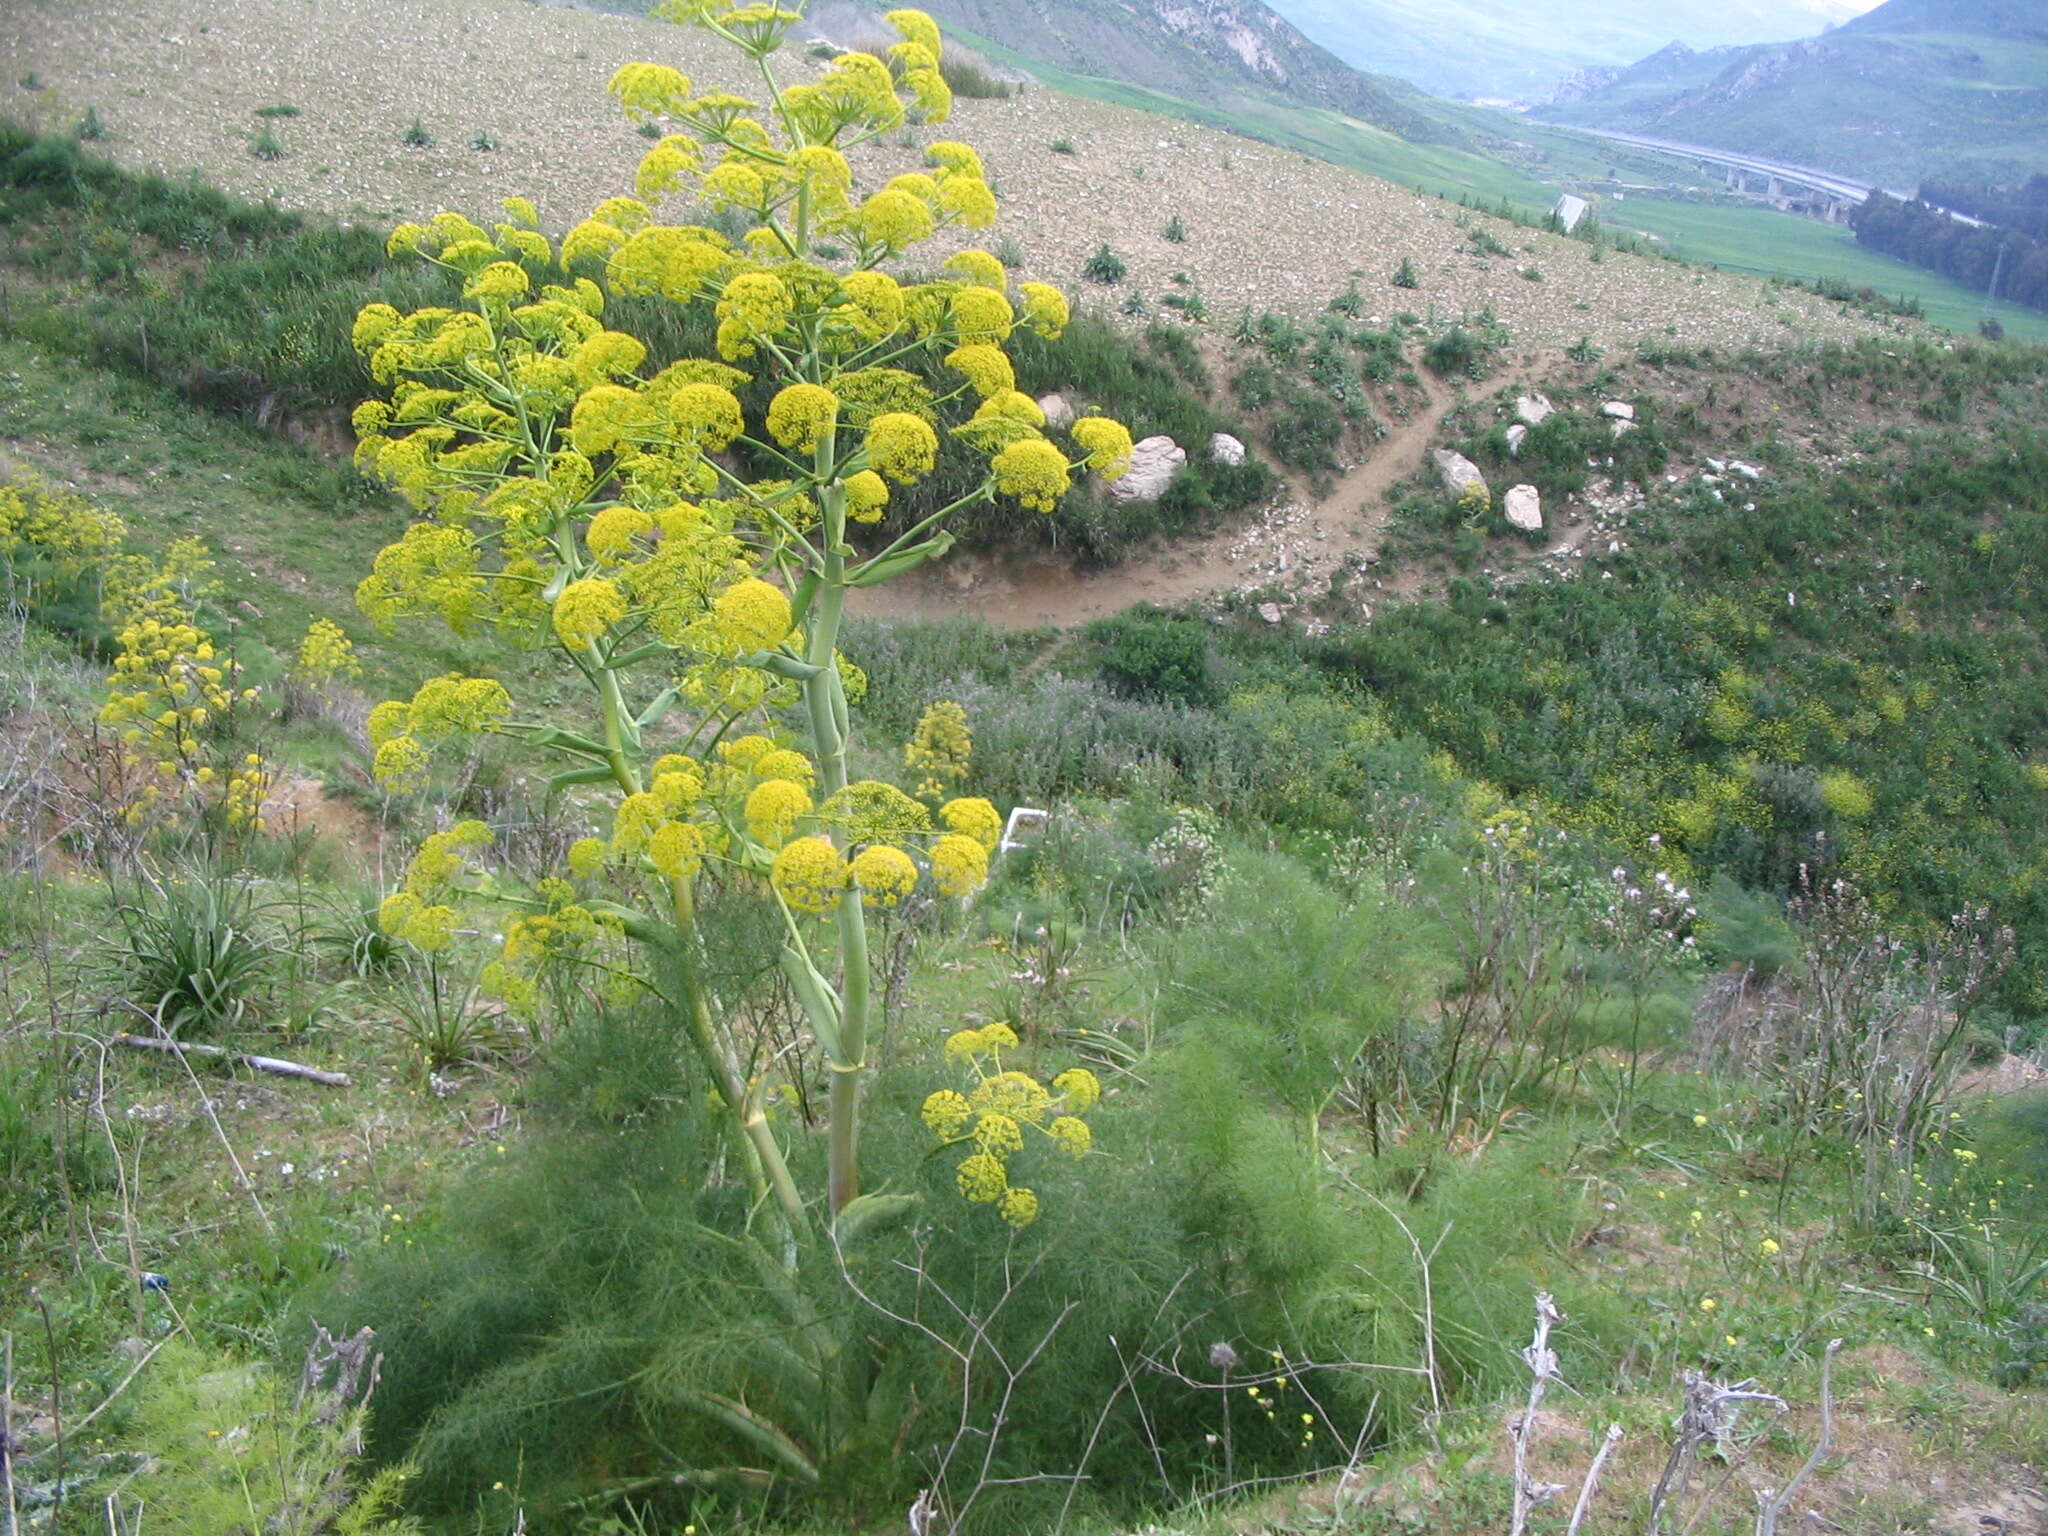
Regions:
[[802, 455, 874, 1214], [595, 662, 808, 1231]]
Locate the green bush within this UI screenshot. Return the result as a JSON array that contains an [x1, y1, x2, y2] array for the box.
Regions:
[[1088, 605, 1218, 707]]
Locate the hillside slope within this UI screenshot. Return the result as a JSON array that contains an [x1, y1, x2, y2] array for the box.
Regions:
[[1544, 0, 2048, 186], [0, 0, 1908, 352]]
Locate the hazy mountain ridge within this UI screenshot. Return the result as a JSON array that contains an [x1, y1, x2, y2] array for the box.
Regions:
[[1541, 0, 2048, 186], [900, 0, 1459, 143], [1258, 0, 1869, 103]]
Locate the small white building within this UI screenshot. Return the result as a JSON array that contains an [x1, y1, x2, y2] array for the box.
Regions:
[[1552, 194, 1590, 233]]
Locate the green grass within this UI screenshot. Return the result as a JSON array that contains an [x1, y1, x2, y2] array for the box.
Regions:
[[0, 338, 473, 687], [1610, 198, 2048, 341]]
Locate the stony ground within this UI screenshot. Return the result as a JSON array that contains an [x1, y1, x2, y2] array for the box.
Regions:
[[1, 0, 1919, 352]]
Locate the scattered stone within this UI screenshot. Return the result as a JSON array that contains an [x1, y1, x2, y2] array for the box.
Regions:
[[1432, 448, 1487, 500], [1037, 393, 1076, 430], [1105, 435, 1186, 502], [1516, 394, 1554, 426], [1705, 456, 1727, 472], [1610, 419, 1635, 439], [1601, 401, 1635, 421], [1504, 483, 1542, 532], [1506, 423, 1528, 457], [1729, 460, 1764, 481], [1209, 432, 1247, 466], [1257, 602, 1285, 625]]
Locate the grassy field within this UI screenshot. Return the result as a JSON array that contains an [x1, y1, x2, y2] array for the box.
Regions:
[[1610, 197, 2048, 341]]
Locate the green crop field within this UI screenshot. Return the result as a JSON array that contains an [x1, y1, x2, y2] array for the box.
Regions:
[[1611, 197, 2048, 341]]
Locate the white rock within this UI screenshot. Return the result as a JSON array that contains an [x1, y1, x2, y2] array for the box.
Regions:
[[1610, 419, 1635, 438], [1601, 401, 1636, 421], [1705, 456, 1727, 472], [1504, 484, 1542, 532], [1515, 394, 1554, 426], [1037, 393, 1076, 430], [1506, 423, 1528, 457], [1432, 448, 1487, 500], [1729, 460, 1764, 481], [1209, 432, 1247, 466], [1257, 602, 1285, 625], [1105, 435, 1186, 503]]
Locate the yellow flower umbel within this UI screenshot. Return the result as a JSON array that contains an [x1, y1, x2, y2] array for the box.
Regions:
[[921, 1024, 1101, 1227]]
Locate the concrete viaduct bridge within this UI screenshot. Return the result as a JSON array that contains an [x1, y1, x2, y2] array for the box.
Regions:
[[1564, 126, 1917, 224]]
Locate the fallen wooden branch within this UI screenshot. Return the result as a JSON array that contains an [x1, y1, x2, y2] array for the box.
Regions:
[[112, 1034, 351, 1087]]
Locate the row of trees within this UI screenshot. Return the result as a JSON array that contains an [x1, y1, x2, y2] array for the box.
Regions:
[[1920, 173, 2048, 243], [1851, 191, 2048, 315]]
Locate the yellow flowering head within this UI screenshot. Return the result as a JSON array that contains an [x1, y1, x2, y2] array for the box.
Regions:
[[943, 249, 1006, 291], [865, 412, 940, 485], [854, 188, 935, 253], [850, 843, 918, 907], [997, 1186, 1039, 1227], [843, 469, 890, 524], [765, 383, 840, 454], [836, 269, 905, 343], [949, 287, 1014, 345], [970, 1069, 1049, 1123], [745, 778, 813, 847], [922, 1089, 973, 1138], [609, 61, 693, 120], [944, 343, 1014, 400], [1052, 1067, 1101, 1111], [1018, 282, 1069, 340], [463, 261, 531, 306], [885, 8, 942, 58], [373, 735, 431, 793], [1072, 416, 1135, 481], [649, 819, 707, 880], [712, 577, 792, 650], [1760, 1238, 1781, 1256], [552, 577, 628, 648], [991, 438, 1070, 513], [567, 837, 610, 879], [293, 618, 362, 688], [930, 831, 989, 897], [940, 797, 1002, 852], [973, 1111, 1025, 1157], [1048, 1115, 1092, 1158], [905, 699, 972, 799], [956, 1152, 1007, 1204], [585, 505, 654, 563], [770, 836, 846, 915]]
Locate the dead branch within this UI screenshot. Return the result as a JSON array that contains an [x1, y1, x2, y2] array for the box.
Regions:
[[112, 1033, 351, 1087]]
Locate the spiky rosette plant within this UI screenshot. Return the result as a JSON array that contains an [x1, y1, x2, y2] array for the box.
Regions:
[[348, 2, 1131, 1230]]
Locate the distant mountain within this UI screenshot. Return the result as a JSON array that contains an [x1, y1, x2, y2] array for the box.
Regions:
[[1541, 0, 2048, 186], [1258, 0, 1872, 103], [889, 0, 1459, 143]]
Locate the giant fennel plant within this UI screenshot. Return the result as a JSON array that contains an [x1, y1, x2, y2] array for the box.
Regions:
[[351, 2, 1128, 1231]]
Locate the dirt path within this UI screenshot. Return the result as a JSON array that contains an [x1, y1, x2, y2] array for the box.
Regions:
[[854, 354, 1554, 631]]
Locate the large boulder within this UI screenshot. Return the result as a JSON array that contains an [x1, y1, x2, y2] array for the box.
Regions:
[[1037, 393, 1076, 430], [1516, 394, 1554, 426], [1504, 483, 1543, 532], [1209, 432, 1247, 467], [1106, 435, 1187, 502], [1432, 448, 1488, 501]]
